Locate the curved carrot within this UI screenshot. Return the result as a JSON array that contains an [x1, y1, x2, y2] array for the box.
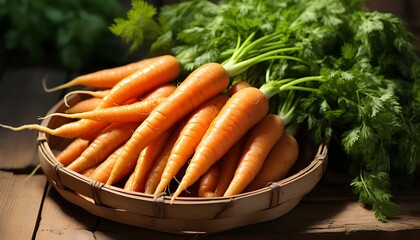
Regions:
[[98, 55, 180, 109], [67, 122, 139, 173], [245, 132, 299, 192], [65, 97, 102, 114], [44, 57, 156, 92], [127, 129, 173, 192], [106, 62, 230, 185], [42, 97, 166, 122], [198, 162, 221, 197], [64, 90, 110, 107], [171, 87, 269, 202], [228, 81, 251, 97], [213, 136, 246, 197], [56, 138, 90, 166], [153, 94, 228, 196], [223, 114, 285, 197]]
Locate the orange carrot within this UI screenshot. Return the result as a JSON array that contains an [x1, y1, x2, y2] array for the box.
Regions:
[[44, 57, 157, 92], [142, 83, 176, 100], [245, 132, 299, 192], [213, 136, 246, 197], [144, 124, 183, 194], [56, 138, 90, 166], [153, 94, 228, 196], [198, 162, 221, 197], [223, 114, 285, 197], [67, 122, 139, 173], [171, 87, 269, 202], [90, 146, 128, 184], [0, 119, 110, 140], [106, 62, 230, 185], [42, 97, 166, 123], [64, 90, 110, 107], [126, 129, 173, 192], [228, 81, 251, 97], [98, 55, 180, 109], [65, 97, 102, 114]]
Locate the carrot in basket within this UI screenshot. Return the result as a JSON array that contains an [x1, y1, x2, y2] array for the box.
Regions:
[[43, 57, 157, 92], [56, 138, 90, 166], [153, 94, 228, 196], [126, 129, 173, 192], [245, 132, 299, 192], [171, 87, 269, 202], [223, 114, 285, 197], [63, 90, 110, 107], [198, 162, 221, 197], [106, 62, 230, 185], [65, 97, 102, 114], [0, 119, 110, 140], [90, 146, 127, 184], [67, 122, 139, 173], [97, 55, 180, 109], [213, 136, 246, 197], [144, 124, 183, 194], [41, 97, 166, 123]]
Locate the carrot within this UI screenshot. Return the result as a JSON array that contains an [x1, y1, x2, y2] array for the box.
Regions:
[[42, 97, 166, 123], [126, 129, 173, 192], [56, 138, 90, 166], [81, 165, 98, 178], [213, 136, 246, 197], [97, 55, 180, 109], [67, 122, 139, 173], [171, 87, 269, 202], [245, 132, 299, 192], [228, 81, 251, 97], [142, 83, 176, 100], [153, 94, 228, 196], [0, 119, 110, 140], [43, 57, 157, 92], [65, 97, 102, 114], [198, 162, 221, 197], [106, 62, 230, 185], [90, 146, 130, 184], [144, 124, 183, 194], [223, 114, 285, 197]]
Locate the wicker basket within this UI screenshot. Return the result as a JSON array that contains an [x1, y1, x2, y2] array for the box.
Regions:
[[37, 94, 328, 235]]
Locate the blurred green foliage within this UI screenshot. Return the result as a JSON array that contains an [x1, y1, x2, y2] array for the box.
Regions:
[[0, 0, 126, 70]]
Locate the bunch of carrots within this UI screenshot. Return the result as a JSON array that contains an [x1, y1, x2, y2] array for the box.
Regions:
[[1, 54, 300, 202]]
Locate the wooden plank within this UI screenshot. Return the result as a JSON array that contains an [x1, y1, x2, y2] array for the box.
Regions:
[[0, 171, 47, 239], [0, 67, 67, 169], [35, 185, 98, 240]]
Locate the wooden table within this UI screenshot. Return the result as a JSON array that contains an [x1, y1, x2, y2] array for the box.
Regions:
[[1, 62, 420, 240]]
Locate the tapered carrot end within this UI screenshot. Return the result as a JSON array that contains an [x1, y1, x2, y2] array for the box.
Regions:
[[170, 185, 185, 205]]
